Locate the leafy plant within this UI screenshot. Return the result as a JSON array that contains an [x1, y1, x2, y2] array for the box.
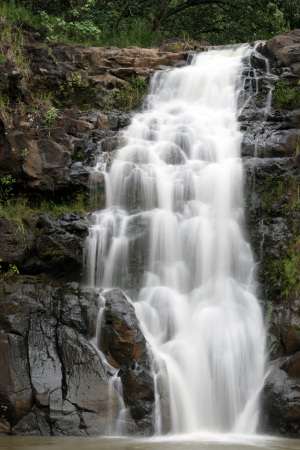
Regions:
[[76, 149, 84, 160], [67, 72, 82, 92], [9, 263, 19, 275], [0, 175, 16, 203], [0, 54, 7, 64], [105, 75, 148, 111], [44, 107, 58, 126], [21, 148, 28, 159]]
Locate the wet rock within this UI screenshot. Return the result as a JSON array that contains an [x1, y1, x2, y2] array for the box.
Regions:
[[263, 358, 300, 437], [99, 289, 155, 435], [57, 325, 111, 413], [242, 39, 300, 437], [99, 289, 148, 368], [59, 283, 101, 337], [119, 360, 155, 435], [0, 331, 33, 425], [28, 312, 62, 407], [22, 212, 89, 280], [0, 275, 118, 436]]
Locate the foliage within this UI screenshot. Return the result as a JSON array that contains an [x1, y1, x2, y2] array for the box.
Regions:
[[1, 0, 297, 47], [273, 80, 300, 110], [105, 75, 148, 111], [0, 175, 16, 203], [76, 149, 84, 160], [37, 7, 101, 44], [9, 263, 19, 275], [44, 107, 58, 126], [264, 237, 300, 301], [283, 244, 300, 298]]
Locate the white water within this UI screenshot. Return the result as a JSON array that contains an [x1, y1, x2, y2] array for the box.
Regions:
[[84, 47, 266, 435]]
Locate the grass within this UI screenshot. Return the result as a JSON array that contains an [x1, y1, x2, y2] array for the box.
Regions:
[[0, 15, 31, 72], [0, 193, 89, 222]]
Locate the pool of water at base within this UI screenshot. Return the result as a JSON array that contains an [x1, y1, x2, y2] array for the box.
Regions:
[[1, 435, 299, 450]]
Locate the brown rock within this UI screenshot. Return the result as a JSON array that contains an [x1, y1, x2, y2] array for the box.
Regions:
[[99, 289, 148, 368], [265, 29, 300, 75], [0, 331, 33, 425]]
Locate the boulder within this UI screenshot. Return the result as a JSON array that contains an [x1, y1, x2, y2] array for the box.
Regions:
[[99, 289, 155, 435], [264, 30, 300, 75]]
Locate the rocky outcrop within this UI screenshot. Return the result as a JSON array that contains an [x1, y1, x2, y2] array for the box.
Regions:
[[0, 108, 129, 196], [262, 29, 300, 76], [241, 31, 300, 437], [0, 212, 89, 280], [0, 278, 152, 436], [0, 38, 193, 197]]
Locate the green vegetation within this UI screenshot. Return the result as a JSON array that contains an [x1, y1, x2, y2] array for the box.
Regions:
[[260, 176, 300, 215], [0, 175, 16, 203], [0, 16, 30, 72], [76, 149, 84, 160], [273, 80, 300, 110], [105, 75, 148, 111], [44, 107, 59, 126], [0, 0, 298, 48], [263, 236, 300, 302], [258, 175, 300, 302], [0, 191, 90, 219]]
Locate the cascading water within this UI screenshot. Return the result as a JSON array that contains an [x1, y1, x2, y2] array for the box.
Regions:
[[84, 46, 266, 435]]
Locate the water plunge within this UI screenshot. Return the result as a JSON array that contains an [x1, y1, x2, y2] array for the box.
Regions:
[[84, 46, 266, 435]]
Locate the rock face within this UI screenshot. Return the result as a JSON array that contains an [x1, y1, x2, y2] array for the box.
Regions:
[[0, 279, 106, 435], [241, 30, 300, 438]]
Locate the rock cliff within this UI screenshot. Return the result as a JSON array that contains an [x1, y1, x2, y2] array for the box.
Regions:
[[242, 30, 300, 437]]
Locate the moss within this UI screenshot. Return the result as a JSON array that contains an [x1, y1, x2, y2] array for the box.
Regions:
[[41, 246, 67, 261], [259, 176, 300, 216], [262, 236, 300, 303], [272, 80, 300, 110]]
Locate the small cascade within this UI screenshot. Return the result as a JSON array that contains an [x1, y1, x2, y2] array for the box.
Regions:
[[84, 46, 266, 435]]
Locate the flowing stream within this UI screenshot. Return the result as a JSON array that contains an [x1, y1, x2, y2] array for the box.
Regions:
[[84, 46, 266, 435]]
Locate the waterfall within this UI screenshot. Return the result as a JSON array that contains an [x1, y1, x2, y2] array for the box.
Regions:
[[84, 46, 266, 435]]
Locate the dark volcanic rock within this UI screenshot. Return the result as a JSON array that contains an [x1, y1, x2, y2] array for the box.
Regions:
[[0, 277, 115, 436], [0, 212, 89, 281], [100, 289, 149, 368], [263, 356, 300, 437], [242, 35, 300, 438], [100, 289, 155, 435]]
